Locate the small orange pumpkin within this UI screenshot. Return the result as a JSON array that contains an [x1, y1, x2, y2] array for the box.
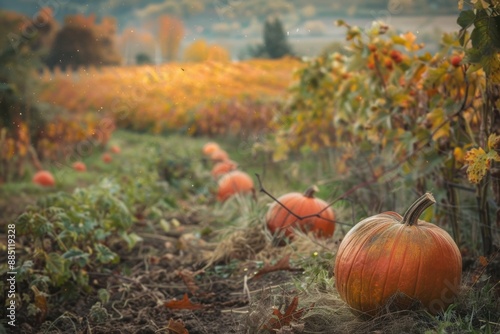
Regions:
[[210, 149, 229, 162], [110, 145, 121, 154], [102, 153, 112, 163], [334, 193, 462, 317], [266, 186, 335, 239], [211, 160, 238, 179], [217, 170, 254, 202], [202, 142, 220, 156], [33, 170, 55, 187], [72, 161, 86, 172]]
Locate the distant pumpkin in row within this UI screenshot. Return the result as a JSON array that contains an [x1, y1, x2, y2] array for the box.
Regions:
[[102, 153, 113, 163], [32, 170, 55, 187], [73, 161, 86, 172], [211, 160, 238, 179], [202, 142, 220, 156], [216, 170, 254, 202]]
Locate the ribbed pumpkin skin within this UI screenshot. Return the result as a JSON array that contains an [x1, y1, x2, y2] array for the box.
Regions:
[[33, 171, 55, 186], [217, 171, 254, 201], [266, 191, 335, 239], [334, 211, 462, 317]]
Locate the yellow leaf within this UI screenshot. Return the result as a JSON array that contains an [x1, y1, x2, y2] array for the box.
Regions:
[[488, 133, 500, 150], [400, 32, 418, 51], [426, 108, 450, 141], [464, 147, 500, 183], [465, 148, 487, 183], [453, 147, 465, 164]]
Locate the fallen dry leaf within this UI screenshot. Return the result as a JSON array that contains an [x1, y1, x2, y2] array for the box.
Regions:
[[166, 318, 189, 334], [165, 293, 205, 310], [176, 269, 204, 295], [251, 254, 302, 280], [262, 296, 311, 333], [32, 286, 48, 324]]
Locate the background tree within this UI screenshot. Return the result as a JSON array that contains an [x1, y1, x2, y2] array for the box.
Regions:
[[0, 10, 48, 181], [242, 16, 293, 59], [94, 16, 122, 66], [28, 7, 59, 58], [45, 14, 121, 70], [263, 17, 293, 59], [158, 15, 184, 62], [136, 52, 153, 65]]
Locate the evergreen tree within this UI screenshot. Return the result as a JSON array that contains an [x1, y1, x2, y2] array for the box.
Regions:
[[242, 17, 293, 60], [263, 17, 293, 59]]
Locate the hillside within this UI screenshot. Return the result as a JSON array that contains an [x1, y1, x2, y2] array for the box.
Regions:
[[3, 0, 460, 33]]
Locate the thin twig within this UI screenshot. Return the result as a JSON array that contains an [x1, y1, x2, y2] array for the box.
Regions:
[[255, 173, 351, 226], [243, 274, 251, 303]]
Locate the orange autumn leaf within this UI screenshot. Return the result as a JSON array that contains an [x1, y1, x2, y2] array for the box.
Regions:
[[165, 293, 205, 310], [166, 318, 189, 334], [262, 296, 311, 333], [478, 256, 488, 267]]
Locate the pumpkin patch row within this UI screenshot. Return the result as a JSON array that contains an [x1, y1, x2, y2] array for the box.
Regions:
[[32, 144, 121, 187], [202, 141, 462, 319], [202, 142, 255, 201]]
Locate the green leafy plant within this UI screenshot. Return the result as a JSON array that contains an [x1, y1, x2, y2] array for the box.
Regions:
[[457, 0, 500, 255]]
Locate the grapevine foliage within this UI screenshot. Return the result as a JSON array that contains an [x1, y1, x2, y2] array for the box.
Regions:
[[266, 20, 484, 191], [458, 0, 500, 183]]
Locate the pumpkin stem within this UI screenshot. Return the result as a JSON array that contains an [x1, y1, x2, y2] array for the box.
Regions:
[[402, 192, 436, 226], [304, 185, 319, 198]]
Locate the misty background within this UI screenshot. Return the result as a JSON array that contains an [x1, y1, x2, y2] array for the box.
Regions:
[[1, 0, 461, 64]]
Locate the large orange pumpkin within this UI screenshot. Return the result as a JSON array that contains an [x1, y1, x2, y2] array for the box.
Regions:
[[217, 170, 254, 202], [211, 160, 238, 179], [334, 193, 462, 317], [33, 170, 55, 187], [202, 142, 220, 156], [266, 186, 335, 239]]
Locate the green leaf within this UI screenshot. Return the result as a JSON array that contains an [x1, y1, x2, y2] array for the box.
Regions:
[[62, 248, 90, 268], [98, 289, 110, 304], [471, 10, 500, 55], [465, 48, 483, 63], [423, 66, 447, 86], [457, 10, 475, 29], [0, 82, 14, 92], [45, 252, 70, 285], [480, 53, 500, 83], [119, 231, 143, 250], [94, 244, 119, 264]]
